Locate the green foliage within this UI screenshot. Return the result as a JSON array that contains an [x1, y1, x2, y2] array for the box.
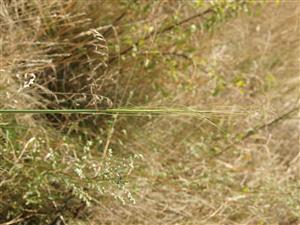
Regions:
[[0, 120, 137, 223]]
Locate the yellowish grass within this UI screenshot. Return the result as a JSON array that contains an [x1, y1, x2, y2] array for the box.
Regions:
[[0, 1, 299, 225]]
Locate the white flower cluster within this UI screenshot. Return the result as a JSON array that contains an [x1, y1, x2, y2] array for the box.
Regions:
[[16, 72, 36, 92]]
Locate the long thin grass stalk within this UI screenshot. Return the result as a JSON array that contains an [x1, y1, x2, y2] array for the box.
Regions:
[[0, 108, 244, 116]]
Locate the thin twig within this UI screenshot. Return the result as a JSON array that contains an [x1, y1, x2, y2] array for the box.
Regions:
[[218, 105, 300, 156], [108, 7, 213, 64], [102, 12, 127, 37], [48, 195, 73, 225], [0, 215, 33, 225]]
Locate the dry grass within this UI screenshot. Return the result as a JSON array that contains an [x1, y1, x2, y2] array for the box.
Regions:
[[89, 2, 300, 225], [0, 1, 299, 225]]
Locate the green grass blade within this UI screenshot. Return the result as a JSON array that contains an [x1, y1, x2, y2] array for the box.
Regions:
[[0, 108, 244, 116]]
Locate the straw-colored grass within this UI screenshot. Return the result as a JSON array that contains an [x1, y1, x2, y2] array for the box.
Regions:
[[0, 0, 299, 225]]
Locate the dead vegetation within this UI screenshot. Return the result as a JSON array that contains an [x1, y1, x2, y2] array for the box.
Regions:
[[0, 0, 299, 224]]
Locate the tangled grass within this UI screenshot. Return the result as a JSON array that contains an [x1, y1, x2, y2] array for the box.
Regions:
[[0, 0, 299, 225]]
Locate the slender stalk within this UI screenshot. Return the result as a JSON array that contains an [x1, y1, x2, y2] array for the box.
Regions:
[[0, 108, 243, 115], [217, 105, 300, 156]]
